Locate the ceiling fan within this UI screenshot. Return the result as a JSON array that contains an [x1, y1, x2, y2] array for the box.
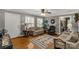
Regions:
[[41, 9, 51, 15]]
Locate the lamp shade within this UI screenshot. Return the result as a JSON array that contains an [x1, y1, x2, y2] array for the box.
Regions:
[[67, 23, 72, 31]]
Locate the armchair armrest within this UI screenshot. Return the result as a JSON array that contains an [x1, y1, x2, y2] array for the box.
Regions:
[[66, 40, 79, 48]]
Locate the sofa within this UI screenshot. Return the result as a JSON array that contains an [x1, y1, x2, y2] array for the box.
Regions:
[[66, 32, 79, 49], [28, 27, 44, 36], [54, 31, 79, 49], [54, 31, 71, 49]]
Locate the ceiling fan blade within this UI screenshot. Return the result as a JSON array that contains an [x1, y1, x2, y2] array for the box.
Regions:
[[41, 9, 52, 15], [47, 12, 51, 14], [45, 12, 51, 14], [44, 9, 51, 14], [41, 9, 45, 13]]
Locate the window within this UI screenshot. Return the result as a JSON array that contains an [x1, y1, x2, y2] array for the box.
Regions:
[[25, 16, 34, 28], [37, 18, 43, 27]]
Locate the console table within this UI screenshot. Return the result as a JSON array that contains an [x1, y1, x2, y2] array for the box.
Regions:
[[23, 30, 30, 37]]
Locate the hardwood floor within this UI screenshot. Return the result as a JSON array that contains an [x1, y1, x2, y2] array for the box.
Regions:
[[12, 34, 59, 49], [12, 34, 46, 49]]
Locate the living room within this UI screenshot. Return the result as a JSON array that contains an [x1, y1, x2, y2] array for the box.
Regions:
[[0, 9, 79, 49]]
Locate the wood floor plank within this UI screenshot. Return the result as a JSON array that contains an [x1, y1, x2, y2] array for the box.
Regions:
[[12, 34, 45, 49]]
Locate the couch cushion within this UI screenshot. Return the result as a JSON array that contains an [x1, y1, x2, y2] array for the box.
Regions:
[[68, 36, 78, 43]]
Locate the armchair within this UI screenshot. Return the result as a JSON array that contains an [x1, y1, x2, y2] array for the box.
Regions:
[[48, 26, 55, 35], [54, 31, 79, 49], [66, 32, 79, 49]]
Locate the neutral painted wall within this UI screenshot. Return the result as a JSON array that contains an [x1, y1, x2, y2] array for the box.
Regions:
[[20, 14, 44, 35], [5, 12, 21, 38], [1, 9, 77, 38], [3, 10, 44, 37], [46, 15, 78, 34], [20, 14, 25, 34], [45, 16, 59, 34], [49, 17, 59, 33], [0, 10, 5, 31]]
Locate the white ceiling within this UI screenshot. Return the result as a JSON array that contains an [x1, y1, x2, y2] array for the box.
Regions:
[[5, 9, 79, 17]]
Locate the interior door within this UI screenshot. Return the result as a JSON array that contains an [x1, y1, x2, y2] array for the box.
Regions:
[[5, 12, 21, 38]]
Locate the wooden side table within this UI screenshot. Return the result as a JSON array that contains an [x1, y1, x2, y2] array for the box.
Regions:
[[23, 30, 30, 37]]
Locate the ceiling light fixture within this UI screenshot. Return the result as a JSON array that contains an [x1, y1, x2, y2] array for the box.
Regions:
[[41, 13, 45, 16], [41, 9, 51, 16]]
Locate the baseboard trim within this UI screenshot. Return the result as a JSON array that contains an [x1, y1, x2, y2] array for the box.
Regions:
[[12, 35, 24, 39]]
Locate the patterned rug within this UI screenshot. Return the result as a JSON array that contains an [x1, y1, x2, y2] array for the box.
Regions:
[[32, 34, 55, 49]]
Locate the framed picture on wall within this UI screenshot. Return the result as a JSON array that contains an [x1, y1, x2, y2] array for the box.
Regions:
[[51, 19, 55, 24]]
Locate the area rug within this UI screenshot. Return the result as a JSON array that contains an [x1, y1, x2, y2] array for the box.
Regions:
[[30, 34, 55, 49]]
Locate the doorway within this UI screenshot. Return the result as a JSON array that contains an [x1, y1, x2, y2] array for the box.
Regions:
[[59, 16, 72, 34]]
